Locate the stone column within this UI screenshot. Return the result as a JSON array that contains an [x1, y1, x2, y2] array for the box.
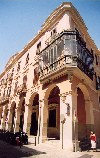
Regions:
[[5, 108, 10, 131], [58, 74, 73, 151], [15, 107, 20, 132], [59, 91, 73, 150], [41, 98, 48, 142], [72, 90, 78, 151], [0, 107, 4, 129], [37, 99, 43, 143]]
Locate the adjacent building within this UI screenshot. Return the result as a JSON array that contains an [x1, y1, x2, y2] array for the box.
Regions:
[[0, 2, 100, 150]]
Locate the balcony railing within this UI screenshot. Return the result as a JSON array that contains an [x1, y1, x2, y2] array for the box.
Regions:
[[17, 83, 27, 94], [0, 96, 9, 105], [39, 30, 94, 81]]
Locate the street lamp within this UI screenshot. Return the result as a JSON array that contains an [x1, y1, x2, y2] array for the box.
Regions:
[[74, 109, 77, 152], [60, 114, 66, 149]]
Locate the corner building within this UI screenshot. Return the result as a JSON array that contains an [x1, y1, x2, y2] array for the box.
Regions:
[[0, 2, 100, 151]]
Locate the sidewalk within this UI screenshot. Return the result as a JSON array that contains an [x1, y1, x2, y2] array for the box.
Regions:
[[18, 140, 100, 158]]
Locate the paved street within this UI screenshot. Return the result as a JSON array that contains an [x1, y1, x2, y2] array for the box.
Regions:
[[0, 140, 100, 158]]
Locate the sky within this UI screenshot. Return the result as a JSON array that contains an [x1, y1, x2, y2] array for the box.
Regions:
[[0, 0, 100, 73]]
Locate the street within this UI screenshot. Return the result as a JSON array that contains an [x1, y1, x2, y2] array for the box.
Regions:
[[0, 140, 100, 158]]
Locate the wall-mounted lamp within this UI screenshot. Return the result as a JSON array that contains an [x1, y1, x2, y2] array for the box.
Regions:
[[66, 103, 70, 116]]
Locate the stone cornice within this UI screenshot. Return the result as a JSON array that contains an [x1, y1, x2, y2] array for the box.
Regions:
[[0, 2, 99, 79]]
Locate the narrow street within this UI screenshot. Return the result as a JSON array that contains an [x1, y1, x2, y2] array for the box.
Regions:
[[0, 140, 100, 158]]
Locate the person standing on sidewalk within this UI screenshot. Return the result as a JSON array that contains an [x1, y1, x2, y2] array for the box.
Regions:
[[90, 131, 96, 151]]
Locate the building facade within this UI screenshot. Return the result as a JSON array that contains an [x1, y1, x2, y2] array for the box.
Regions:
[[0, 2, 100, 150]]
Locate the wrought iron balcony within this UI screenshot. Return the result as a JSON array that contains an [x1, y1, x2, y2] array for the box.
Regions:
[[17, 83, 27, 94], [0, 95, 9, 105], [39, 30, 94, 81]]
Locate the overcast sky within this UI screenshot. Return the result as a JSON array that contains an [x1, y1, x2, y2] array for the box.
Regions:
[[0, 0, 100, 73]]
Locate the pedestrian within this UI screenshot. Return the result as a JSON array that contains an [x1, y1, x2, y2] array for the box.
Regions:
[[90, 131, 96, 151], [16, 136, 20, 146]]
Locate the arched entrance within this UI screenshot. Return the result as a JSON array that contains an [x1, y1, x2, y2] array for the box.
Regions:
[[30, 93, 39, 136], [9, 102, 16, 132], [77, 85, 92, 140], [47, 86, 60, 139], [77, 87, 86, 140], [19, 99, 25, 132]]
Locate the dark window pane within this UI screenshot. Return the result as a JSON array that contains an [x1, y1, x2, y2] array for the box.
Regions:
[[48, 109, 56, 127], [51, 48, 53, 64], [54, 46, 57, 62], [57, 39, 64, 57]]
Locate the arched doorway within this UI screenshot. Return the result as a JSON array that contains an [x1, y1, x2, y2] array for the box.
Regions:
[[10, 102, 16, 132], [30, 93, 39, 136], [19, 99, 25, 132], [0, 107, 3, 128], [3, 105, 9, 130], [77, 87, 86, 140], [47, 86, 60, 139]]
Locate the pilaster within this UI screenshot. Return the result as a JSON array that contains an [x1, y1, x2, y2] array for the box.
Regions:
[[23, 103, 29, 133]]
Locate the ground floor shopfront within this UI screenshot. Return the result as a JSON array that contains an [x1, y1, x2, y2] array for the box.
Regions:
[[0, 75, 99, 151]]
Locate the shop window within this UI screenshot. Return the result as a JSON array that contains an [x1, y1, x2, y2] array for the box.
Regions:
[[48, 109, 56, 127]]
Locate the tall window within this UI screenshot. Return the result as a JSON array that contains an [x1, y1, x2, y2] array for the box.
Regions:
[[14, 81, 18, 94], [33, 67, 39, 85], [51, 28, 56, 37], [17, 61, 21, 71], [7, 87, 11, 97], [26, 53, 29, 64], [36, 42, 41, 55], [48, 109, 56, 127], [23, 75, 27, 88]]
